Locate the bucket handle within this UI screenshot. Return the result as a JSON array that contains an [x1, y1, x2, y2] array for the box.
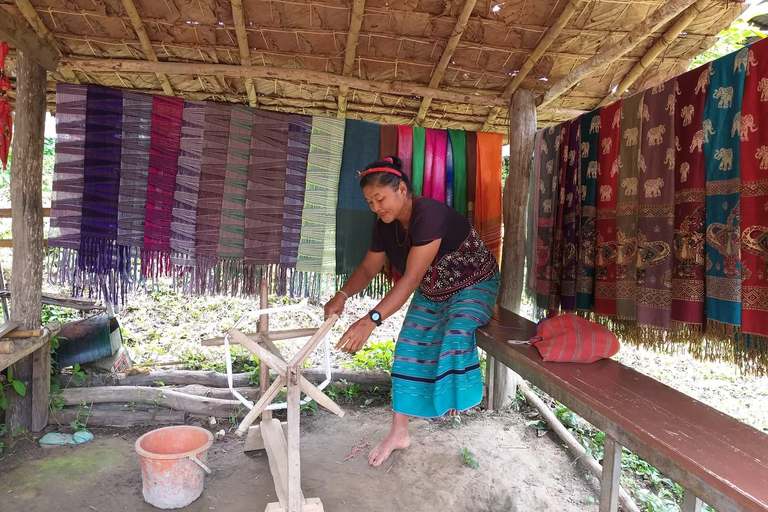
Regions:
[[189, 455, 212, 475]]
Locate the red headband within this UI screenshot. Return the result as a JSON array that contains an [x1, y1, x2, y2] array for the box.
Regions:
[[358, 167, 403, 179]]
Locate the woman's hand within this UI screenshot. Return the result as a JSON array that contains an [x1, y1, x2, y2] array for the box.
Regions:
[[324, 293, 346, 319], [336, 317, 376, 353]]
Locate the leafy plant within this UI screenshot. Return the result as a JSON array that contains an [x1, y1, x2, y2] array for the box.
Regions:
[[461, 447, 479, 469], [346, 339, 395, 372], [0, 368, 27, 410], [70, 401, 90, 431]]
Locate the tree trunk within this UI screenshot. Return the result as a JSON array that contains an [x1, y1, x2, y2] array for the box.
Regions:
[[7, 50, 46, 432], [491, 88, 536, 410]]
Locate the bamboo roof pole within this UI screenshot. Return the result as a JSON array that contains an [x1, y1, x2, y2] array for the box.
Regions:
[[481, 0, 584, 132], [337, 0, 366, 118], [231, 0, 258, 107], [414, 0, 478, 126], [538, 0, 698, 109], [12, 0, 79, 84], [119, 0, 175, 96], [598, 0, 710, 107]]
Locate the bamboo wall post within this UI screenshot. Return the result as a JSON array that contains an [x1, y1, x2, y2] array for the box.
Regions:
[[259, 280, 273, 421]]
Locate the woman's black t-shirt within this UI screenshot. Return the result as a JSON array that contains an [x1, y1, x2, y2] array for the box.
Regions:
[[369, 197, 498, 301]]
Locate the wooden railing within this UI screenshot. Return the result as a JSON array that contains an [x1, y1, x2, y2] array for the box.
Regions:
[[0, 208, 51, 248]]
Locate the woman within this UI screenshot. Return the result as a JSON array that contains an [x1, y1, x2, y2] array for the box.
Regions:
[[324, 156, 499, 467]]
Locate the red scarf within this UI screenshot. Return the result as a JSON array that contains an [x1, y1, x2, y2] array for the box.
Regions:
[[0, 42, 12, 170]]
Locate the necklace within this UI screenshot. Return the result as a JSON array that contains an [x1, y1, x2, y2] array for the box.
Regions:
[[395, 221, 407, 247]]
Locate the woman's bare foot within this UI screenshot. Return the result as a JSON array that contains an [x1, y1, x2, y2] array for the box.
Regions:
[[447, 409, 460, 417], [368, 412, 410, 467]]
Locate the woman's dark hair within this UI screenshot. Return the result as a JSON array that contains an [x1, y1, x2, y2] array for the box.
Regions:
[[359, 155, 411, 193]]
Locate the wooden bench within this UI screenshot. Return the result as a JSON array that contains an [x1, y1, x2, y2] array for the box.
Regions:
[[476, 307, 768, 512]]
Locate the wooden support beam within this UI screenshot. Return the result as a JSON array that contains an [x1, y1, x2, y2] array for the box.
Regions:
[[600, 436, 623, 512], [0, 7, 58, 71], [414, 0, 478, 126], [681, 490, 703, 512], [287, 369, 303, 512], [57, 58, 509, 108], [598, 0, 710, 107], [259, 281, 273, 421], [201, 328, 317, 346], [119, 0, 175, 96], [538, 0, 698, 108], [337, 0, 366, 118], [12, 0, 79, 83], [0, 323, 59, 372], [6, 50, 47, 432], [230, 0, 258, 107], [482, 0, 583, 131]]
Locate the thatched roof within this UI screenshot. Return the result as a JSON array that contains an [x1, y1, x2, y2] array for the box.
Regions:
[[1, 0, 746, 135]]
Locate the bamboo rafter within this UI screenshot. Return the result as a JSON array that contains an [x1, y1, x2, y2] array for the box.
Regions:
[[336, 0, 365, 118], [230, 0, 258, 107], [119, 0, 175, 96]]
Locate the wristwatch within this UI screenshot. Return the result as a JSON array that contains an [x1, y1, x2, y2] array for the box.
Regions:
[[368, 310, 383, 327]]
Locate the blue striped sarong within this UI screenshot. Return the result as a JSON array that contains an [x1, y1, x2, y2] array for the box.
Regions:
[[391, 274, 499, 418]]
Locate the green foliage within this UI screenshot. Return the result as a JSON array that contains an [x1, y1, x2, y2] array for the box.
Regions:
[[689, 12, 767, 70], [0, 368, 27, 410], [461, 447, 479, 469], [69, 401, 90, 432], [346, 339, 395, 372], [324, 380, 361, 402], [502, 155, 510, 185]]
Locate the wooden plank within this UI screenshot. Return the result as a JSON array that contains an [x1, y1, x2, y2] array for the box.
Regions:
[[0, 320, 23, 338], [0, 340, 16, 354], [229, 329, 288, 377], [682, 490, 703, 512], [298, 376, 344, 417], [258, 280, 273, 421], [476, 308, 767, 512], [261, 418, 303, 507], [244, 421, 288, 452], [0, 208, 50, 218], [2, 328, 44, 338], [600, 436, 622, 512], [50, 404, 186, 428], [287, 370, 303, 512], [0, 11, 58, 71], [287, 315, 338, 369], [236, 377, 286, 435], [202, 328, 317, 347], [0, 239, 49, 248], [0, 326, 58, 373]]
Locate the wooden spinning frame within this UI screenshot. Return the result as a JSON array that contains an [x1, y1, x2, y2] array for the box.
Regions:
[[229, 282, 343, 512]]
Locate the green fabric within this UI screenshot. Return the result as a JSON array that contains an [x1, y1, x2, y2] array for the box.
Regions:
[[412, 126, 426, 195], [448, 129, 467, 216]]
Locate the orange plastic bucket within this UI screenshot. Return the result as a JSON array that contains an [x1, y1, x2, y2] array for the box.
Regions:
[[135, 425, 213, 509]]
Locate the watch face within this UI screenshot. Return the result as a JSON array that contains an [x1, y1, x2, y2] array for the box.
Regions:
[[371, 312, 381, 322]]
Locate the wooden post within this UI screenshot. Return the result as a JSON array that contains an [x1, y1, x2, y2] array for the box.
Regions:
[[600, 436, 623, 512], [286, 367, 302, 512], [681, 490, 703, 512], [6, 50, 47, 432], [491, 88, 536, 410], [259, 280, 272, 421]]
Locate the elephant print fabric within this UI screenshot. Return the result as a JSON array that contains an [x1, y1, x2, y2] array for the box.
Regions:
[[672, 65, 710, 329], [703, 43, 747, 330], [636, 77, 676, 330], [576, 110, 601, 311], [559, 118, 582, 312], [740, 37, 768, 338], [594, 100, 622, 317], [534, 125, 562, 312]]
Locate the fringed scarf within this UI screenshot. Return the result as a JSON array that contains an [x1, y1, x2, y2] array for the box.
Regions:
[[704, 48, 745, 338], [448, 129, 467, 216], [535, 125, 560, 312], [296, 117, 345, 273], [281, 114, 311, 268], [560, 117, 582, 312], [594, 100, 622, 318], [79, 86, 122, 280], [466, 131, 478, 226], [740, 40, 768, 351], [412, 126, 426, 195], [170, 100, 205, 273], [576, 110, 601, 311], [424, 128, 447, 202], [244, 110, 289, 267], [379, 124, 398, 159], [549, 123, 568, 313], [143, 95, 183, 277], [446, 135, 454, 207], [336, 119, 380, 278], [475, 132, 504, 263], [397, 125, 414, 179], [673, 66, 709, 333], [615, 92, 644, 323]]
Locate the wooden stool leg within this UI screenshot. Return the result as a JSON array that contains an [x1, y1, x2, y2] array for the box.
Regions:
[[259, 281, 272, 421], [599, 436, 622, 512], [287, 368, 303, 512]]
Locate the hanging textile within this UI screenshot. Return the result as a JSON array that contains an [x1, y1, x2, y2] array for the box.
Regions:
[[672, 65, 709, 334], [144, 95, 183, 277], [549, 124, 568, 312], [397, 125, 413, 178], [446, 135, 454, 207], [379, 124, 398, 159], [244, 110, 288, 267], [525, 146, 538, 300], [576, 110, 601, 311], [594, 100, 622, 318], [296, 117, 345, 273], [424, 128, 448, 202], [281, 114, 311, 268], [466, 131, 478, 225], [560, 117, 582, 312], [79, 85, 122, 277], [49, 83, 87, 254], [412, 126, 426, 195], [534, 126, 560, 311], [740, 39, 768, 346], [448, 129, 467, 216], [475, 132, 504, 263], [336, 119, 380, 278], [704, 48, 746, 336], [170, 100, 205, 270], [615, 93, 644, 322], [0, 42, 11, 170]]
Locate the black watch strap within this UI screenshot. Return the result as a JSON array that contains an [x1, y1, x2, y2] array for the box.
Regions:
[[368, 310, 383, 327]]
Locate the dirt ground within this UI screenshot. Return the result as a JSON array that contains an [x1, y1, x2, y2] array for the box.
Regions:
[[0, 405, 598, 512]]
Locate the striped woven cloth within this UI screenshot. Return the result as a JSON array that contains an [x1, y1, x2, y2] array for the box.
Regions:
[[296, 117, 345, 273], [280, 114, 311, 267], [218, 105, 252, 259], [397, 125, 413, 178]]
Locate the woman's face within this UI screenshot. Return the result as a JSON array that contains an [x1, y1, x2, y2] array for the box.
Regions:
[[362, 182, 408, 224]]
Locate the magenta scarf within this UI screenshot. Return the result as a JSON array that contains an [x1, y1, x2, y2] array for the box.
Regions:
[[397, 125, 414, 179], [423, 128, 448, 202]]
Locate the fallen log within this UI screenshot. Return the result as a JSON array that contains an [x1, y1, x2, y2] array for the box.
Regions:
[[50, 403, 186, 428], [61, 385, 243, 418]]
